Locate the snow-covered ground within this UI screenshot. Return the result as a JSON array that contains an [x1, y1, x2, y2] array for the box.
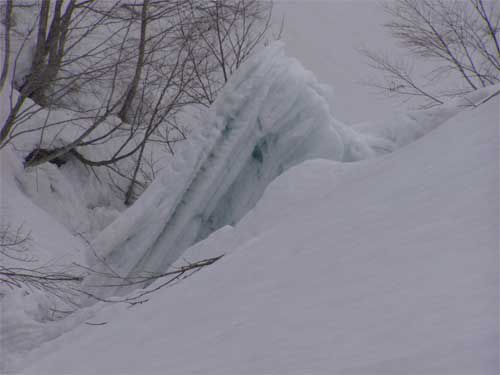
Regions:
[[11, 82, 498, 374], [1, 1, 499, 373], [75, 41, 497, 301]]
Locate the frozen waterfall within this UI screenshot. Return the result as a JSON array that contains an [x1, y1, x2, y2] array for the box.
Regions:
[[84, 43, 499, 298]]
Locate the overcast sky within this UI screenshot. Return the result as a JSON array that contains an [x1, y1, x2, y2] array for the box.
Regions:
[[273, 1, 405, 124]]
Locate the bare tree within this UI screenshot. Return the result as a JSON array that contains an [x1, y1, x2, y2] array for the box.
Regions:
[[82, 254, 224, 305], [0, 219, 223, 315], [180, 0, 274, 106], [0, 0, 13, 91], [0, 0, 276, 204], [361, 0, 500, 108], [0, 221, 83, 313], [0, 0, 125, 149], [117, 0, 149, 123]]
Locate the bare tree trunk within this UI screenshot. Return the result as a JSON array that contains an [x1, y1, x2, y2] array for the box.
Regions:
[[42, 0, 75, 100], [0, 0, 13, 91], [1, 1, 50, 146], [118, 0, 148, 122], [471, 0, 500, 59], [124, 139, 147, 205], [24, 0, 50, 101], [214, 1, 229, 83], [30, 0, 76, 106], [0, 95, 26, 146]]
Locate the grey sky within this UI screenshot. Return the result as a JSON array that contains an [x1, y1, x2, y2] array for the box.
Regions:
[[274, 1, 404, 124]]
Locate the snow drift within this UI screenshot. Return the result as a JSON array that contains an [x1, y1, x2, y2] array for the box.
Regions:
[[85, 43, 499, 298], [22, 92, 499, 375]]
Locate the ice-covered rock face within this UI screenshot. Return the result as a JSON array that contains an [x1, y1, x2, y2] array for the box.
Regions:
[[84, 43, 500, 299]]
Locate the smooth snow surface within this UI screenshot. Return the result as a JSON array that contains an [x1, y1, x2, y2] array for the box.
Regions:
[[22, 96, 499, 374]]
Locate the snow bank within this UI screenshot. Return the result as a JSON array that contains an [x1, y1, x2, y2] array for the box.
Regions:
[[86, 42, 499, 300], [0, 147, 89, 371], [3, 37, 498, 369], [354, 84, 500, 154], [21, 93, 499, 374], [1, 87, 128, 239]]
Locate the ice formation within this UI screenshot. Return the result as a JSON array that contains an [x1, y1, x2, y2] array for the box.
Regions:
[[85, 43, 499, 298]]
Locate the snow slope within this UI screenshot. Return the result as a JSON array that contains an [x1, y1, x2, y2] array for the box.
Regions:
[[84, 43, 499, 300], [0, 148, 89, 371], [21, 95, 499, 374]]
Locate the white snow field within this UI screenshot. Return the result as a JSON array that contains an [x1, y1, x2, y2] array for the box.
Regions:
[[19, 84, 499, 373]]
